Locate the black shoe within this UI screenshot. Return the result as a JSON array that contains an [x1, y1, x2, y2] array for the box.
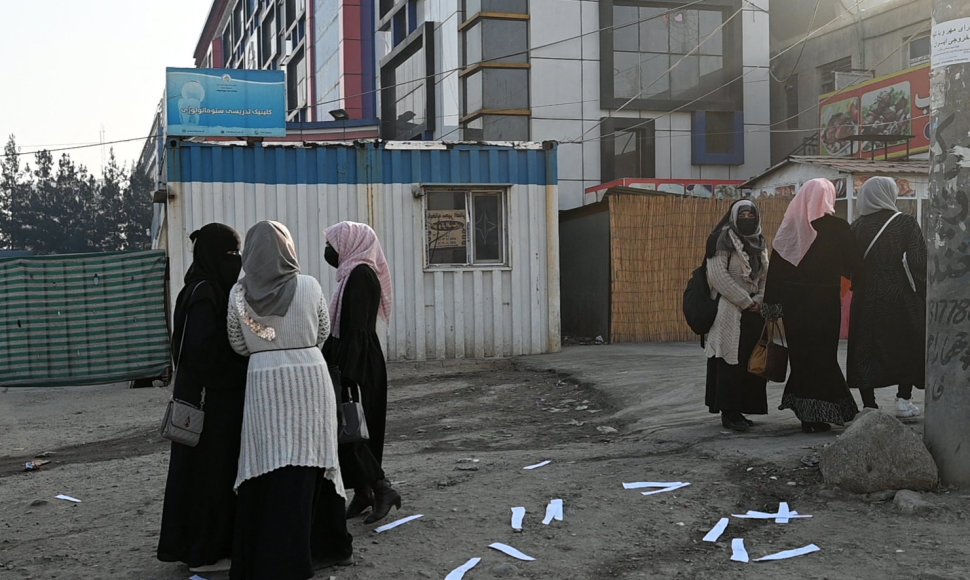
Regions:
[[801, 421, 831, 433], [313, 553, 354, 570], [364, 479, 402, 524], [346, 487, 374, 518], [739, 414, 755, 427], [721, 413, 749, 432]]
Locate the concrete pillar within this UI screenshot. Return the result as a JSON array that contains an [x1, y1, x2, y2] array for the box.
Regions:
[[925, 1, 970, 485]]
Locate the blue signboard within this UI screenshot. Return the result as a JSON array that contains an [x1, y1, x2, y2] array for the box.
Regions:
[[165, 68, 286, 137]]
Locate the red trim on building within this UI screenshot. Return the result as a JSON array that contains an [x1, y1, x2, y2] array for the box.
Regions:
[[342, 0, 364, 119]]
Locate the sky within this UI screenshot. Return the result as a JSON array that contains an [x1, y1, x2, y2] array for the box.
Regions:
[[0, 1, 214, 176]]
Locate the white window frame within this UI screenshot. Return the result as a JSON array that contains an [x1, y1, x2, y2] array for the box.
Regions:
[[422, 186, 510, 269]]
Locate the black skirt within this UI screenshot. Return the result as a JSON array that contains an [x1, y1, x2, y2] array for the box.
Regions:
[[705, 310, 768, 415]]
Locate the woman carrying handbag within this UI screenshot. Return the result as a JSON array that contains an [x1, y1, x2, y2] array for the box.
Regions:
[[703, 200, 770, 432]]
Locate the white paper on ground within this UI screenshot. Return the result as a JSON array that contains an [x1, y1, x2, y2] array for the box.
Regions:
[[489, 542, 536, 561], [55, 494, 81, 503], [444, 557, 481, 580], [641, 483, 691, 496], [511, 507, 526, 530], [524, 460, 551, 470], [542, 499, 563, 524], [732, 502, 811, 522], [703, 517, 729, 542], [731, 538, 749, 563], [753, 544, 820, 561], [623, 481, 684, 489], [374, 514, 423, 533]]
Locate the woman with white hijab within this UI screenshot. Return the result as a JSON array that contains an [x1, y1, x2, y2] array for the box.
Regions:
[[847, 176, 926, 417], [227, 220, 353, 578], [764, 178, 863, 433]]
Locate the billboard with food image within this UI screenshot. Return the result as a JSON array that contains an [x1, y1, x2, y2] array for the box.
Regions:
[[818, 64, 929, 159]]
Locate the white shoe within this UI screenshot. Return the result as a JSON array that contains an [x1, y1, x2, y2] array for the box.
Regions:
[[189, 558, 231, 573], [895, 397, 921, 418]]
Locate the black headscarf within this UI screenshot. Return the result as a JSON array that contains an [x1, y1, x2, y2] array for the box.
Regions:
[[706, 199, 766, 278], [171, 223, 242, 365]]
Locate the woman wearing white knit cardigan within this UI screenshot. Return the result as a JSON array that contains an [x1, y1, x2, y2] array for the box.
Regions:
[[227, 221, 353, 579], [704, 200, 770, 432]]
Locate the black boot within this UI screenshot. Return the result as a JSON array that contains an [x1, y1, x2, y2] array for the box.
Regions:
[[345, 487, 373, 518], [363, 479, 402, 524], [721, 411, 749, 432]]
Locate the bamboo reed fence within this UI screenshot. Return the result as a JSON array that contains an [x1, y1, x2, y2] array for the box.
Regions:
[[609, 194, 793, 343]]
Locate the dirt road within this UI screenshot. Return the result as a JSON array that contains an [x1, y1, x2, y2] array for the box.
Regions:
[[0, 344, 966, 579]]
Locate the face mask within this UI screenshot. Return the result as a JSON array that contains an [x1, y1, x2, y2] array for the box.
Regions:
[[219, 253, 242, 289], [736, 216, 758, 236], [325, 244, 339, 268]]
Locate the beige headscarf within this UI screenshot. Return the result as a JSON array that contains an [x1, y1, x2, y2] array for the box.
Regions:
[[240, 220, 300, 316]]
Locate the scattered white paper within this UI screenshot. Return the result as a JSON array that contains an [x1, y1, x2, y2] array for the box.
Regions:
[[542, 499, 563, 524], [703, 517, 729, 542], [374, 514, 423, 533], [754, 544, 820, 561], [511, 507, 526, 531], [444, 557, 481, 580], [731, 538, 749, 563], [732, 502, 811, 522], [622, 481, 691, 495], [524, 460, 551, 470], [489, 542, 536, 561], [643, 483, 690, 496], [55, 494, 81, 503]]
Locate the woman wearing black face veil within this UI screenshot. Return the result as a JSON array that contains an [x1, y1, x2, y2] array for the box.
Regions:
[[703, 200, 770, 432], [157, 223, 249, 574]]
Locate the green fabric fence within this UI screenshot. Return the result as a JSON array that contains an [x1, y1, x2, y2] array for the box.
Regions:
[[0, 250, 171, 387]]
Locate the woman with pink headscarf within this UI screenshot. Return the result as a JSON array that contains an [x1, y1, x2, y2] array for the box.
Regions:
[[764, 178, 863, 433], [321, 221, 400, 525]]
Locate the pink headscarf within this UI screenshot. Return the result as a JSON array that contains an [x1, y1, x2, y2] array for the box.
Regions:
[[772, 178, 836, 267], [324, 221, 393, 337]]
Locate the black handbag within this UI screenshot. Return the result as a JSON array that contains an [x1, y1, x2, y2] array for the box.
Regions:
[[339, 384, 370, 444]]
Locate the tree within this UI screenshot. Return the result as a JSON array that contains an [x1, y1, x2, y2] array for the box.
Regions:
[[0, 135, 25, 248], [124, 163, 154, 250]]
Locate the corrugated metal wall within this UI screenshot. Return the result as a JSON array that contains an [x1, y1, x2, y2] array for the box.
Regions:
[[164, 141, 559, 360], [0, 251, 170, 387]]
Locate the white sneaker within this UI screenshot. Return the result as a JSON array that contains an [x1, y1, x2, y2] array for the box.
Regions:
[[189, 558, 231, 573], [895, 397, 921, 418]]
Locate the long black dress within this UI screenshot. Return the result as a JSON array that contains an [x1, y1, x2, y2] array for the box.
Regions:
[[157, 281, 248, 567], [323, 264, 388, 487], [764, 215, 861, 425], [847, 209, 926, 389]]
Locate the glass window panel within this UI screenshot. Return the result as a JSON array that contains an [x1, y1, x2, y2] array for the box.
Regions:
[[473, 194, 503, 262], [669, 54, 699, 97], [482, 19, 528, 64], [427, 191, 468, 264], [639, 7, 668, 53], [394, 49, 427, 135], [613, 5, 640, 52], [614, 129, 640, 178], [700, 55, 722, 78], [483, 68, 529, 109], [465, 22, 482, 65], [668, 10, 699, 54], [465, 0, 481, 17], [464, 71, 483, 113], [706, 112, 734, 155], [640, 53, 670, 99], [482, 0, 527, 14], [483, 115, 529, 140], [698, 10, 723, 55], [613, 51, 641, 100], [464, 117, 484, 140]]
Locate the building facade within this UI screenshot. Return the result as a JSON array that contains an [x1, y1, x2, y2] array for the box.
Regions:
[[768, 0, 931, 164]]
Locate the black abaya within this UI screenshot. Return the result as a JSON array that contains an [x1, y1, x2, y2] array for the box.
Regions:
[[323, 264, 389, 488], [157, 281, 248, 567], [764, 215, 861, 424]]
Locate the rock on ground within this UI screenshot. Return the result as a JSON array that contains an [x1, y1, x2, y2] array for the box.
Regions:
[[819, 410, 938, 493], [894, 489, 937, 515]]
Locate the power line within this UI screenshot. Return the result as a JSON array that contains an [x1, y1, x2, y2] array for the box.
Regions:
[[7, 136, 155, 160]]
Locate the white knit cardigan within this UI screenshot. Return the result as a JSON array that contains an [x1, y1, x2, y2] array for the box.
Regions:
[[227, 275, 344, 497], [704, 231, 769, 364]]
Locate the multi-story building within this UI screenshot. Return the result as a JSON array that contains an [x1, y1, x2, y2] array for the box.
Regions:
[[178, 0, 772, 210], [377, 0, 772, 208], [768, 0, 931, 164]]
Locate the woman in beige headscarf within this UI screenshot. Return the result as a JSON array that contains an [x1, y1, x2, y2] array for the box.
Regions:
[[227, 220, 352, 579]]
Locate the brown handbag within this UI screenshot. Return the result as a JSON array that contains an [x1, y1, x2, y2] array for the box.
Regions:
[[747, 318, 788, 382]]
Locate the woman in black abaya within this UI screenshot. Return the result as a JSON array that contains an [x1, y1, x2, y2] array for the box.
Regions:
[[157, 223, 248, 574]]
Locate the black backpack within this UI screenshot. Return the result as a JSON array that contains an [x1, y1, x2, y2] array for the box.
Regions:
[[683, 262, 718, 335], [682, 252, 730, 336]]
